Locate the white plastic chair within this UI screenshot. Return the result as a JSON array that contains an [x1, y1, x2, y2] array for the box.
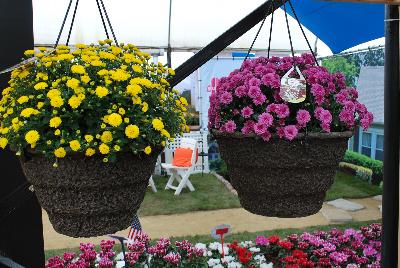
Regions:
[[161, 138, 197, 195], [148, 176, 157, 192]]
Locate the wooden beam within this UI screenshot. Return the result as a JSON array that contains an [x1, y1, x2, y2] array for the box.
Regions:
[[323, 0, 400, 4]]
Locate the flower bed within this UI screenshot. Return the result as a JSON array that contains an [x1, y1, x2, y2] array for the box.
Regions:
[[46, 224, 381, 267]]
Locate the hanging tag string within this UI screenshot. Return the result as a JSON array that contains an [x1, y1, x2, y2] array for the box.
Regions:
[[287, 0, 319, 66]]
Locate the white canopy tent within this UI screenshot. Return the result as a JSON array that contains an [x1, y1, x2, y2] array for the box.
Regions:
[[33, 0, 332, 56]]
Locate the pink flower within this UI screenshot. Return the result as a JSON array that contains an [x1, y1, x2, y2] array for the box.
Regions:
[[248, 77, 261, 87], [253, 94, 266, 105], [311, 84, 325, 105], [223, 120, 236, 133], [260, 131, 272, 141], [248, 86, 261, 98], [255, 236, 269, 246], [219, 91, 233, 105], [241, 106, 254, 118], [283, 125, 298, 141], [241, 120, 255, 135], [63, 252, 75, 262], [258, 112, 274, 127], [320, 109, 332, 125], [254, 122, 268, 135], [163, 252, 181, 265], [276, 104, 290, 119], [360, 112, 373, 130], [234, 86, 247, 97], [296, 109, 311, 127]]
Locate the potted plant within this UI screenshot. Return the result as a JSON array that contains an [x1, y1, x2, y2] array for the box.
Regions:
[[184, 106, 200, 131], [0, 40, 188, 237], [208, 54, 373, 217]]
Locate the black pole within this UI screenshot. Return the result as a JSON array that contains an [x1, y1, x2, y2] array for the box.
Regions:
[[169, 0, 287, 87], [383, 5, 399, 268], [167, 0, 172, 68]]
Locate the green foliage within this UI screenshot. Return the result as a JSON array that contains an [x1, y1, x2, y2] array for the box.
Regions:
[[322, 56, 358, 87], [209, 158, 228, 177], [339, 162, 373, 184], [343, 150, 383, 184]]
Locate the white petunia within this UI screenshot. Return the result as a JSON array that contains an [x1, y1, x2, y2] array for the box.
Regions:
[[221, 255, 235, 263], [249, 247, 261, 253], [227, 261, 243, 268], [260, 262, 274, 268], [207, 258, 221, 267]]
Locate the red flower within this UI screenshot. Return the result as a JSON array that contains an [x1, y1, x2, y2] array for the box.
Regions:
[[236, 247, 252, 264], [278, 240, 293, 250], [268, 235, 280, 244], [292, 249, 307, 259]]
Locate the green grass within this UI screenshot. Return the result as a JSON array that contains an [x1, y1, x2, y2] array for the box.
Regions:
[[137, 173, 241, 216], [45, 220, 380, 260], [325, 172, 382, 201]]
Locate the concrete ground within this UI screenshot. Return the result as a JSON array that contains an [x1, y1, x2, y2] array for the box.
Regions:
[[43, 197, 382, 250]]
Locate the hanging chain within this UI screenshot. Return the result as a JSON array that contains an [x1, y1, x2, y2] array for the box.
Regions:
[[54, 0, 118, 47], [266, 0, 275, 58], [243, 16, 268, 63], [287, 0, 319, 66], [283, 3, 295, 59]]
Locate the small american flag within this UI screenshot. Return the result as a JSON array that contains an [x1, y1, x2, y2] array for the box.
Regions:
[[127, 214, 142, 241]]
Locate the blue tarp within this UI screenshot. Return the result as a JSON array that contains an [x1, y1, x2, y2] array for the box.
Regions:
[[288, 1, 384, 53]]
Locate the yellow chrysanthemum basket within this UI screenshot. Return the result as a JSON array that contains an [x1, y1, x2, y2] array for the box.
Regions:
[[0, 40, 188, 237]]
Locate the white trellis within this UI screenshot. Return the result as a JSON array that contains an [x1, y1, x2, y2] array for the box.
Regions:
[[155, 130, 210, 175]]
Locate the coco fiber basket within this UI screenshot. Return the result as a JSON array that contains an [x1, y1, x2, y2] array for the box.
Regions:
[[214, 131, 352, 218], [20, 152, 159, 237]]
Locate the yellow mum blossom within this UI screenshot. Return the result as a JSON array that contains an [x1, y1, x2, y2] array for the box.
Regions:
[[71, 65, 86, 74], [69, 140, 81, 151], [152, 118, 164, 131], [49, 117, 62, 128], [50, 96, 64, 108], [47, 89, 61, 99], [85, 135, 94, 143], [167, 68, 175, 75], [141, 102, 149, 113], [17, 96, 29, 104], [20, 108, 39, 118], [179, 97, 188, 106], [95, 86, 108, 98], [54, 129, 61, 136], [109, 69, 130, 81], [24, 50, 35, 56], [144, 146, 152, 155], [68, 95, 82, 109], [36, 72, 48, 80], [99, 143, 110, 154], [34, 82, 48, 90], [54, 147, 66, 158], [91, 60, 104, 67], [18, 70, 30, 79], [132, 65, 143, 73], [0, 137, 8, 149], [85, 148, 96, 156], [57, 54, 74, 61], [107, 113, 122, 127], [161, 129, 171, 138], [81, 75, 91, 84], [66, 78, 80, 89], [118, 108, 125, 115], [76, 44, 87, 49], [99, 51, 116, 60], [97, 69, 109, 76], [114, 145, 121, 151], [126, 84, 142, 96], [124, 118, 130, 123], [125, 124, 139, 139], [100, 131, 113, 143], [111, 46, 122, 55], [37, 102, 44, 109], [25, 130, 40, 144]]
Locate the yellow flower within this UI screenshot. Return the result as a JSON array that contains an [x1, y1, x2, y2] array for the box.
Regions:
[[34, 82, 48, 90], [167, 68, 175, 75], [17, 96, 29, 104], [144, 146, 152, 155], [54, 147, 66, 158], [50, 96, 64, 108], [161, 129, 170, 138], [81, 75, 91, 84], [49, 117, 62, 128], [152, 118, 164, 131], [91, 60, 104, 67], [99, 143, 110, 154], [25, 130, 40, 144], [54, 129, 61, 136], [20, 108, 39, 118], [95, 86, 108, 98], [47, 89, 61, 98], [37, 102, 44, 109], [24, 50, 35, 56], [118, 108, 125, 115], [125, 124, 139, 139], [107, 113, 122, 127], [71, 65, 86, 74], [101, 131, 113, 143], [109, 69, 130, 81], [68, 95, 82, 109], [85, 148, 96, 156], [126, 84, 142, 96], [0, 137, 8, 149], [124, 118, 130, 123], [179, 97, 188, 106], [85, 135, 94, 143], [141, 102, 148, 113], [66, 78, 80, 89], [69, 140, 81, 151], [97, 69, 109, 76], [132, 65, 143, 73]]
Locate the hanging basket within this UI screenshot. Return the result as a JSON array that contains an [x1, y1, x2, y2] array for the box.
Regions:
[[20, 151, 159, 237], [213, 131, 352, 217]]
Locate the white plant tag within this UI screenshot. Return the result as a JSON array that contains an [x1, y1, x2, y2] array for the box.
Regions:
[[280, 66, 306, 103]]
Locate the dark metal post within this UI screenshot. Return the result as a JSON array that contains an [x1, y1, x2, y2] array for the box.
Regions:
[[169, 0, 287, 87], [167, 0, 172, 68], [383, 5, 399, 268]]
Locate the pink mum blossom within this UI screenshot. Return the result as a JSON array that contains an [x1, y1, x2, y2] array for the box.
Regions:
[[276, 104, 290, 119], [248, 86, 261, 98], [283, 125, 298, 141], [241, 120, 255, 135], [223, 120, 236, 133], [311, 84, 325, 105], [258, 112, 274, 127], [219, 91, 233, 105], [296, 109, 311, 127], [241, 106, 254, 118], [254, 122, 268, 135]]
